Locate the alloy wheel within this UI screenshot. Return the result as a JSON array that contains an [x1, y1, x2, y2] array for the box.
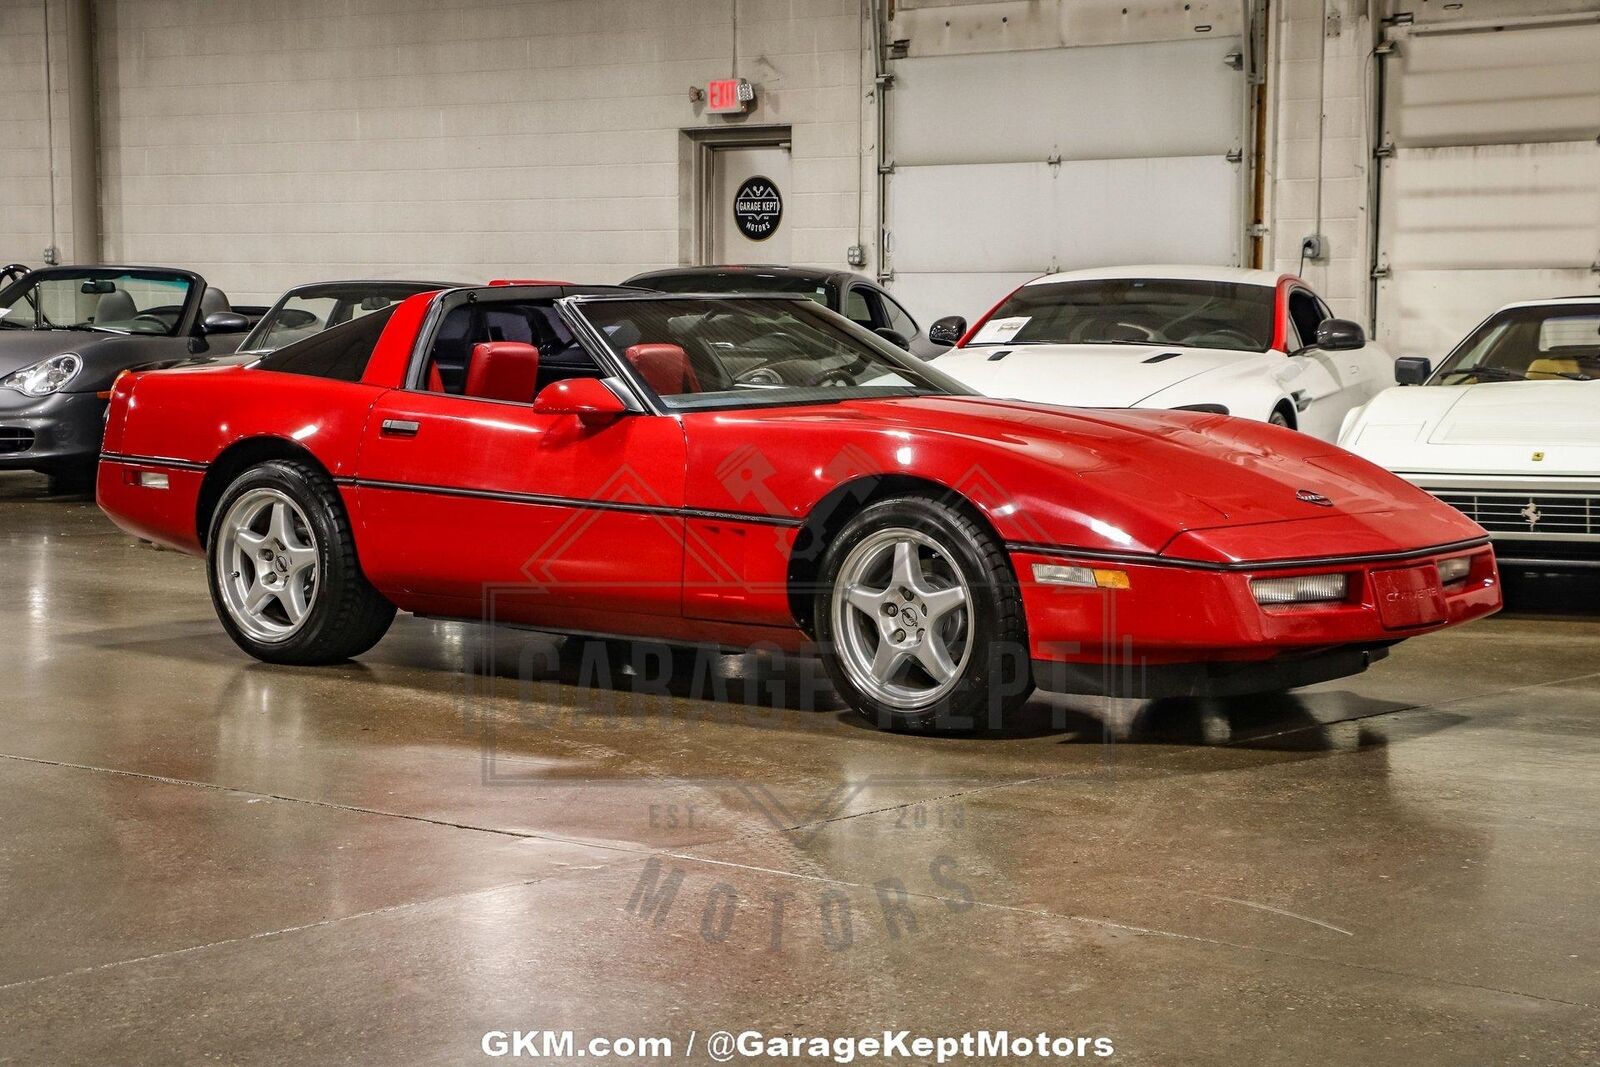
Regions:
[[216, 488, 320, 643]]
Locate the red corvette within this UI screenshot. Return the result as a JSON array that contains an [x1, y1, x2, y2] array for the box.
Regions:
[[97, 284, 1501, 731]]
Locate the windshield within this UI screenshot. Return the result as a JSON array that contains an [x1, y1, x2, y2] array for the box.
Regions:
[[636, 272, 831, 306], [967, 278, 1276, 352], [573, 296, 970, 412], [246, 283, 438, 352], [0, 269, 194, 336], [1434, 304, 1600, 384]]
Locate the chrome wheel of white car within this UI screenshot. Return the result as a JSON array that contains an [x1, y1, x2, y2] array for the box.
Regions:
[[830, 526, 974, 710], [216, 487, 320, 642]]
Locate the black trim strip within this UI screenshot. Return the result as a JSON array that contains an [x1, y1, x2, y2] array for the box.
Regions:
[[99, 451, 209, 473], [1006, 536, 1492, 573], [348, 476, 802, 527]]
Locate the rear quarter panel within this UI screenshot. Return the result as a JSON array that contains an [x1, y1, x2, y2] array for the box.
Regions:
[[98, 365, 387, 552]]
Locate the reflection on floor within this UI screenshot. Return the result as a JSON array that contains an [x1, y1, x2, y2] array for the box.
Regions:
[[3, 470, 1599, 1064]]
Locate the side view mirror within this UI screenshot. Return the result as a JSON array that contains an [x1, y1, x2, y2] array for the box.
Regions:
[[533, 377, 628, 423], [1395, 356, 1432, 386], [1313, 318, 1366, 351], [202, 311, 251, 334], [873, 327, 911, 350], [928, 315, 967, 347]]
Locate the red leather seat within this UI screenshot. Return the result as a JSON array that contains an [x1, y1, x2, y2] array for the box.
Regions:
[[625, 343, 700, 396], [427, 364, 445, 392], [464, 342, 541, 403]]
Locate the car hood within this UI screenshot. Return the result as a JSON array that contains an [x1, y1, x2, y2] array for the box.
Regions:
[[931, 343, 1263, 407], [0, 330, 102, 375], [687, 395, 1456, 560], [1341, 381, 1600, 476]]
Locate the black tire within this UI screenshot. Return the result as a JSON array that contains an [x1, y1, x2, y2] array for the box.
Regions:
[[813, 494, 1031, 732], [206, 459, 395, 664], [1269, 408, 1293, 429], [44, 460, 98, 497]]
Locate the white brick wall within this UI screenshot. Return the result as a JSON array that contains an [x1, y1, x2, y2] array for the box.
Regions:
[[90, 0, 870, 303], [1264, 0, 1374, 322], [0, 0, 75, 266]]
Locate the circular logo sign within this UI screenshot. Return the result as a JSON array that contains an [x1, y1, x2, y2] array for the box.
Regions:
[[733, 176, 783, 241]]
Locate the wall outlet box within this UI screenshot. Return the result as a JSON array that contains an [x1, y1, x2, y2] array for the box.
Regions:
[[1301, 234, 1326, 262]]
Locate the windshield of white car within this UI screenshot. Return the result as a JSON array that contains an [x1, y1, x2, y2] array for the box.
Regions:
[[0, 270, 194, 336], [966, 278, 1276, 352], [1435, 306, 1600, 384], [573, 297, 971, 412]]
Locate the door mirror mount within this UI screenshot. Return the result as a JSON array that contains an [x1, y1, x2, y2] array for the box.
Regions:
[[928, 315, 967, 348], [873, 327, 911, 350], [533, 377, 628, 424], [1312, 318, 1366, 351], [1394, 356, 1433, 386]]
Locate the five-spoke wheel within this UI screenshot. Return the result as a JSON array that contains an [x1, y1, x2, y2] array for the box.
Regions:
[[831, 528, 972, 709], [815, 494, 1032, 731], [207, 459, 395, 664], [217, 488, 321, 642]]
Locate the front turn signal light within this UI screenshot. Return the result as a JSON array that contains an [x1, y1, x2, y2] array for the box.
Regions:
[[1437, 557, 1472, 586], [1032, 563, 1130, 590], [1250, 573, 1348, 606]]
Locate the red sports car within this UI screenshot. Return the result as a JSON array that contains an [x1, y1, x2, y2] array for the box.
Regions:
[[96, 284, 1501, 731]]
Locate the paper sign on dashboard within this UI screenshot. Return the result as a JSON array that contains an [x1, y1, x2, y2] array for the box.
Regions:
[[971, 316, 1029, 344]]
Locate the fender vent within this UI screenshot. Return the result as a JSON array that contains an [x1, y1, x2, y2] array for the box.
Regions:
[[1141, 351, 1182, 364]]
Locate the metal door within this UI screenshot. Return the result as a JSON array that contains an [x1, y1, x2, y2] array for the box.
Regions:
[[709, 145, 793, 264]]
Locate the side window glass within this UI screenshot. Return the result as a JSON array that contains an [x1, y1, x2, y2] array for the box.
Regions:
[[883, 295, 918, 339], [1288, 291, 1322, 351], [843, 287, 877, 329], [417, 301, 598, 401]]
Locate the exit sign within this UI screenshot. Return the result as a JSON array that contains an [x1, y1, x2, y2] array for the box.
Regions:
[[706, 78, 754, 114]]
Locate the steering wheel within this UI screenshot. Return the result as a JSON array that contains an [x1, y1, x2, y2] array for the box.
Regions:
[[808, 369, 855, 388]]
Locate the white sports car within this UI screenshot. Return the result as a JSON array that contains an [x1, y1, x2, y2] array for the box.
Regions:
[[1339, 297, 1600, 573], [927, 266, 1396, 440]]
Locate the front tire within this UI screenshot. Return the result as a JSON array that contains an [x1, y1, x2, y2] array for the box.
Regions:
[[206, 460, 395, 664], [814, 495, 1032, 732]]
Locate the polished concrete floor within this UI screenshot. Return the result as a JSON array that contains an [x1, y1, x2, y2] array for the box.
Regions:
[[1, 470, 1598, 1065]]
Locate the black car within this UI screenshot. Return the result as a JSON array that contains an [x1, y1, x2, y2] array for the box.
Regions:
[[623, 265, 949, 359], [0, 265, 257, 490]]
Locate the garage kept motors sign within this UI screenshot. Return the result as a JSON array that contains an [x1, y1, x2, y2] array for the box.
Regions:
[[733, 176, 783, 241]]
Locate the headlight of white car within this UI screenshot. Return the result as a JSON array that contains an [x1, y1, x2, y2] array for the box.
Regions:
[[0, 353, 83, 397]]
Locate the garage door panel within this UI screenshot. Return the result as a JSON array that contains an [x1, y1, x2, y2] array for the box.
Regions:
[[890, 155, 1240, 274], [1390, 23, 1600, 146], [1384, 141, 1600, 271], [889, 271, 1038, 328], [1376, 268, 1599, 359], [891, 37, 1243, 166]]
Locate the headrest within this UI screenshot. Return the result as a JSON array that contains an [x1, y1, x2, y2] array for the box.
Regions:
[[1526, 358, 1581, 380], [94, 289, 137, 323], [464, 341, 541, 403], [625, 343, 699, 397], [200, 286, 232, 315]]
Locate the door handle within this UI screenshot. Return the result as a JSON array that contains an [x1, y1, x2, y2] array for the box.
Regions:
[[380, 419, 420, 438]]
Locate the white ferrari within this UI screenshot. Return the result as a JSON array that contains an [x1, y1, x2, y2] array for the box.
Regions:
[[1339, 297, 1600, 574], [928, 266, 1396, 441]]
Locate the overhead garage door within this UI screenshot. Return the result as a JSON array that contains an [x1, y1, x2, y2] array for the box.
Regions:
[[1374, 16, 1600, 360], [884, 36, 1249, 324]]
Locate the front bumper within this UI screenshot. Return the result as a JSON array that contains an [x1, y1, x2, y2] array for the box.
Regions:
[[1407, 476, 1600, 571], [0, 390, 109, 471], [1013, 539, 1501, 697]]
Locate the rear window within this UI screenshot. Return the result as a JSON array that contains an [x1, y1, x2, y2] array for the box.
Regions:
[[254, 305, 396, 382]]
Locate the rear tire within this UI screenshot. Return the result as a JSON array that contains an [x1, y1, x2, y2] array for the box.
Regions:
[[1269, 408, 1293, 429], [206, 460, 394, 664], [44, 460, 97, 496], [814, 495, 1031, 732]]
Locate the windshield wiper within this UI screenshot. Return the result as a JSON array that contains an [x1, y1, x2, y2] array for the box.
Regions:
[[1447, 366, 1527, 383]]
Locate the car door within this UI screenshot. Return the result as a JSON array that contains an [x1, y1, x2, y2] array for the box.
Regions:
[[352, 287, 688, 629], [1282, 287, 1369, 439]]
